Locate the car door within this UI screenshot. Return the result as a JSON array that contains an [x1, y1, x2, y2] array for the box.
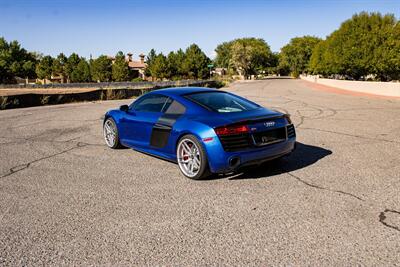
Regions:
[[120, 94, 170, 148]]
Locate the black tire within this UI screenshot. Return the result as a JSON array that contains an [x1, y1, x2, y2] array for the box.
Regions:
[[103, 117, 122, 149], [177, 134, 211, 180]]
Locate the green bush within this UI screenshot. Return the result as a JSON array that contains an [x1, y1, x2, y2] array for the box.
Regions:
[[131, 77, 144, 82]]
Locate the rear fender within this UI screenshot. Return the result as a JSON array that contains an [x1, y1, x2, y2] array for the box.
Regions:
[[173, 120, 217, 168]]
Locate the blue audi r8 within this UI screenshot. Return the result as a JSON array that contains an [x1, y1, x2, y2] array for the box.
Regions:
[[103, 87, 296, 179]]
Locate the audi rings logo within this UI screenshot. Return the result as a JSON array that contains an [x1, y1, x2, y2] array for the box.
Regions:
[[264, 121, 275, 127]]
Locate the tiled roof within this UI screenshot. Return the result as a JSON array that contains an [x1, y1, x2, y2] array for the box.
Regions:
[[128, 61, 146, 68]]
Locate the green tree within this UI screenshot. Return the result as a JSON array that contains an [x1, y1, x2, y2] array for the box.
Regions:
[[144, 49, 157, 77], [0, 37, 37, 83], [112, 51, 129, 81], [279, 36, 321, 77], [382, 20, 400, 80], [65, 53, 80, 82], [71, 59, 91, 82], [309, 12, 400, 81], [148, 53, 168, 80], [165, 51, 177, 79], [233, 38, 272, 78], [214, 41, 233, 68], [214, 38, 273, 78], [91, 55, 112, 82], [182, 44, 210, 79], [166, 50, 187, 79], [35, 56, 53, 81], [230, 41, 252, 77], [52, 53, 67, 81], [22, 60, 36, 79], [174, 49, 187, 78], [265, 52, 282, 75], [166, 49, 187, 79], [309, 41, 328, 75]]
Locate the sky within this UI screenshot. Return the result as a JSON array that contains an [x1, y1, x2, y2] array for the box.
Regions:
[[0, 0, 399, 59]]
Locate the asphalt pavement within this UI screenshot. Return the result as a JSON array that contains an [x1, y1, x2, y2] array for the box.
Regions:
[[0, 79, 399, 265]]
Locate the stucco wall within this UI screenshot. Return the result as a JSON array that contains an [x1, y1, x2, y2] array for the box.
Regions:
[[300, 75, 400, 97]]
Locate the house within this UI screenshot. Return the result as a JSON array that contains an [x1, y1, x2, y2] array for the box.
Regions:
[[126, 53, 147, 79], [16, 77, 37, 85], [36, 75, 65, 85], [213, 67, 227, 76], [109, 53, 147, 80]]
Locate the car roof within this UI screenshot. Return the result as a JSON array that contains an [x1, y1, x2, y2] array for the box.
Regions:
[[150, 87, 220, 96]]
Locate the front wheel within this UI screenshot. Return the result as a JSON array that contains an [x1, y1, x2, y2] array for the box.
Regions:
[[103, 117, 122, 149], [177, 135, 211, 180]]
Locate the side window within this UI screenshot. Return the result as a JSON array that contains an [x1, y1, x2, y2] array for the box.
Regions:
[[161, 97, 173, 112], [132, 94, 169, 113], [164, 100, 186, 115]]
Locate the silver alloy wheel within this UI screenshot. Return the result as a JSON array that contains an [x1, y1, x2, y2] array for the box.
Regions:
[[177, 138, 201, 178], [103, 119, 116, 147]]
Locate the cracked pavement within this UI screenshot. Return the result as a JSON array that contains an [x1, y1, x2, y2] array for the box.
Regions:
[[0, 79, 399, 265]]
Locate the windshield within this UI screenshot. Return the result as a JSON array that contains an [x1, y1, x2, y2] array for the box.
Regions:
[[185, 92, 259, 113]]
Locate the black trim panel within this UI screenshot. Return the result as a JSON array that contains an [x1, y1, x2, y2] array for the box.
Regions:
[[150, 124, 172, 148], [150, 114, 181, 148]]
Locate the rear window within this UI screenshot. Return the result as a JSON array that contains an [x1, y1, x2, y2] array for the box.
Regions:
[[185, 92, 258, 113]]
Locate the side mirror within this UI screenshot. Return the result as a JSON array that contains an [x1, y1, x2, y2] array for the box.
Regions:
[[119, 105, 129, 112]]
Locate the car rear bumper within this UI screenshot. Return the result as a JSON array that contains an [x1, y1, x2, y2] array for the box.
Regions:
[[205, 137, 296, 173]]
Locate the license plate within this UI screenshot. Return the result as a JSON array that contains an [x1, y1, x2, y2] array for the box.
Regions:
[[252, 127, 286, 146]]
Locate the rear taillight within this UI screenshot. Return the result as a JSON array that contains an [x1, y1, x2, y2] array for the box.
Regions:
[[215, 125, 249, 136]]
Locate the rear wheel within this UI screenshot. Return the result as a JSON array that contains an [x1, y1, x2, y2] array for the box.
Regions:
[[177, 135, 210, 180], [103, 117, 122, 149]]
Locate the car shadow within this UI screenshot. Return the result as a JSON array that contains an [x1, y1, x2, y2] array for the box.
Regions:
[[216, 142, 332, 180]]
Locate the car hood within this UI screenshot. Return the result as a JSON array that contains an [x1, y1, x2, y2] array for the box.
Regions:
[[190, 107, 283, 128]]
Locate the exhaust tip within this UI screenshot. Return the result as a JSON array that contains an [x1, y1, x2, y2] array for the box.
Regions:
[[229, 157, 241, 168]]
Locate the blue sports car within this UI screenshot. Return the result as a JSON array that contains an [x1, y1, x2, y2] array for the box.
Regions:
[[103, 87, 296, 179]]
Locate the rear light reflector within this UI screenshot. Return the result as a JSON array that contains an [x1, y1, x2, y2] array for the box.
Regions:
[[215, 125, 249, 136]]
